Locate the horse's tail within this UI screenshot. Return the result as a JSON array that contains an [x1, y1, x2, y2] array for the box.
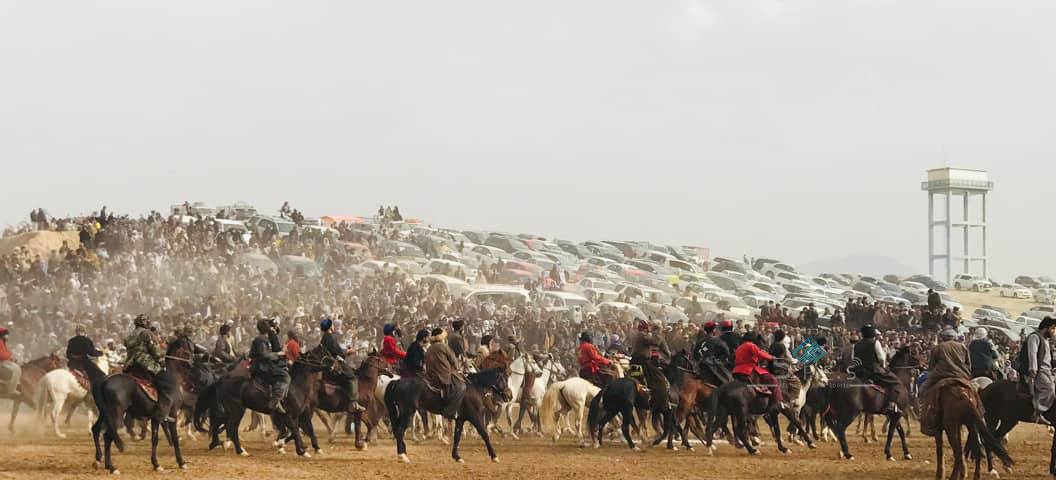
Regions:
[[540, 381, 562, 433], [970, 404, 1013, 468], [586, 391, 602, 430], [707, 383, 727, 434], [193, 380, 220, 433]]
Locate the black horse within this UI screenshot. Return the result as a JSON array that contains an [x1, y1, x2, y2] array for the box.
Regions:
[[194, 346, 330, 457], [980, 380, 1050, 475], [587, 378, 648, 450], [705, 373, 814, 455], [91, 338, 194, 474], [823, 377, 911, 461]]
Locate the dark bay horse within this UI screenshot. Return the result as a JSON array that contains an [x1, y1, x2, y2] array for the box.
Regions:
[[194, 346, 329, 457], [980, 380, 1050, 475], [91, 339, 194, 474], [661, 350, 718, 450], [3, 353, 62, 433], [384, 368, 511, 463], [313, 353, 391, 449], [704, 373, 814, 455], [930, 380, 1012, 480], [587, 377, 647, 450], [823, 377, 911, 461]]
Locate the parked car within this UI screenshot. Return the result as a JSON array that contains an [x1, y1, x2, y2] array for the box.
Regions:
[[898, 281, 929, 297], [1015, 276, 1041, 288], [952, 274, 991, 292], [1023, 305, 1056, 320], [1035, 288, 1056, 305], [999, 283, 1033, 299]]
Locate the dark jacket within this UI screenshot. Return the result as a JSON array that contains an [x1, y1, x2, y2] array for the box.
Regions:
[[968, 339, 997, 372], [448, 331, 467, 358], [693, 335, 730, 366], [66, 335, 102, 360], [213, 336, 236, 363], [321, 331, 345, 359], [425, 341, 459, 385], [402, 342, 427, 376], [250, 332, 283, 375], [719, 331, 741, 367]]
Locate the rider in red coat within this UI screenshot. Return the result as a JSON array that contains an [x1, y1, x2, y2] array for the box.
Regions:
[[380, 324, 406, 366], [577, 332, 611, 385], [732, 332, 783, 404]]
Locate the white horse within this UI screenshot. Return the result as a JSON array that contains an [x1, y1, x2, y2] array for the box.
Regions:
[[503, 354, 566, 438], [787, 362, 829, 445], [539, 377, 600, 446], [33, 355, 109, 438]]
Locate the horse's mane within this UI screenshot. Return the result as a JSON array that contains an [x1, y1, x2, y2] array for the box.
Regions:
[[468, 368, 505, 388], [26, 354, 59, 367], [167, 337, 192, 356]]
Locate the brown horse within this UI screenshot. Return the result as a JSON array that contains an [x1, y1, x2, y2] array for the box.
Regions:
[[3, 353, 62, 433], [662, 350, 717, 450], [313, 353, 392, 449], [930, 379, 1012, 480]]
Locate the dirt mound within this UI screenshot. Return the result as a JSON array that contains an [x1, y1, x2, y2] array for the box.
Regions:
[[0, 230, 80, 258]]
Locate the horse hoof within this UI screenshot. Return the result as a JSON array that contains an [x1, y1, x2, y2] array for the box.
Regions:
[[314, 449, 324, 456], [686, 447, 694, 452], [782, 449, 792, 455], [223, 441, 232, 450], [988, 470, 999, 478], [632, 446, 642, 452], [57, 433, 67, 439], [748, 450, 760, 456], [155, 466, 165, 472], [904, 454, 912, 460], [491, 457, 500, 463], [299, 452, 312, 459], [456, 459, 465, 464], [239, 451, 250, 457], [110, 470, 121, 476], [398, 454, 410, 463], [277, 447, 286, 455], [845, 455, 855, 461], [887, 456, 895, 462], [180, 464, 189, 471], [272, 440, 283, 448], [94, 461, 101, 470]]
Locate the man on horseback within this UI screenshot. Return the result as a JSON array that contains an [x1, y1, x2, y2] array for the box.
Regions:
[[249, 318, 288, 414], [918, 327, 972, 436], [212, 324, 237, 364], [448, 319, 469, 370], [577, 331, 613, 386], [399, 329, 429, 377], [319, 317, 364, 413], [0, 327, 21, 397], [718, 320, 741, 371], [692, 321, 732, 384], [66, 325, 105, 386], [851, 324, 901, 414], [425, 327, 465, 418], [630, 319, 669, 389], [732, 332, 783, 406], [124, 314, 174, 422], [968, 327, 1000, 380], [380, 323, 406, 366], [767, 329, 799, 401]]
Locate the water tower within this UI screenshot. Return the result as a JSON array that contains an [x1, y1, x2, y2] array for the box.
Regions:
[[921, 168, 993, 285]]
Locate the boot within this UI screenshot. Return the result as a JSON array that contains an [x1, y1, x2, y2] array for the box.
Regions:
[[347, 379, 364, 413], [154, 393, 176, 423], [269, 385, 286, 414]]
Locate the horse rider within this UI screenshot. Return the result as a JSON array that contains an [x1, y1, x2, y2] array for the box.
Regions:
[[732, 331, 783, 406], [399, 329, 430, 378], [319, 317, 364, 412], [0, 327, 21, 397], [380, 323, 406, 367], [448, 319, 469, 370], [926, 288, 942, 314], [124, 314, 174, 422], [475, 335, 494, 367], [425, 327, 465, 418], [968, 327, 1001, 380], [477, 335, 512, 372], [1021, 316, 1056, 423], [577, 331, 613, 386], [918, 327, 972, 436], [249, 318, 288, 414], [66, 325, 105, 386], [851, 324, 902, 414], [213, 324, 237, 364], [606, 334, 626, 356], [692, 321, 732, 384], [768, 329, 800, 400], [718, 320, 741, 371], [629, 319, 664, 384]]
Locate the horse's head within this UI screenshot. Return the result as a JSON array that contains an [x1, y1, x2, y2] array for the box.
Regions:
[[357, 355, 392, 379], [545, 353, 567, 378], [472, 368, 512, 403], [46, 353, 63, 370]]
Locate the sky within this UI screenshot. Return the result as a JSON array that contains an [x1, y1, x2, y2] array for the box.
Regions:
[[2, 1, 1055, 280]]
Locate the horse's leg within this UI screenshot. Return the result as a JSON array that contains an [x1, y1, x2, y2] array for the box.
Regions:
[[230, 409, 248, 456], [464, 415, 497, 461], [948, 423, 964, 480], [621, 407, 639, 450], [302, 411, 321, 454], [104, 429, 118, 474], [895, 420, 911, 459], [52, 393, 67, 438], [92, 417, 104, 468], [735, 413, 757, 455], [286, 414, 308, 457], [595, 411, 616, 448], [150, 419, 162, 471], [8, 399, 19, 433], [167, 418, 186, 469], [513, 400, 528, 435], [883, 412, 899, 461], [450, 416, 466, 463], [353, 412, 365, 450], [870, 414, 879, 442], [780, 405, 815, 448], [829, 414, 854, 460], [394, 408, 412, 462], [935, 429, 945, 480]]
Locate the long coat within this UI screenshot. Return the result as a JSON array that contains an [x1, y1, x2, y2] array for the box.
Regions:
[[1026, 333, 1055, 413], [425, 341, 459, 386]]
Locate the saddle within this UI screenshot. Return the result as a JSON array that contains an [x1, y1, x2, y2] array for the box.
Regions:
[[123, 370, 158, 402], [71, 369, 91, 391]]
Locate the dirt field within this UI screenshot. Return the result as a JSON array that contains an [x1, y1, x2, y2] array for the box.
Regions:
[[948, 289, 1040, 320], [0, 408, 1054, 480]]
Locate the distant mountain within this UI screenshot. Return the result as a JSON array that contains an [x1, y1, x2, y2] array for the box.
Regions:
[[800, 254, 917, 278]]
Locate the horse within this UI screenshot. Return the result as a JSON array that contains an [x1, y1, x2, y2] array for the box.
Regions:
[[540, 376, 600, 446], [704, 371, 814, 455], [2, 353, 62, 433], [194, 345, 330, 458], [930, 379, 1013, 480], [384, 367, 511, 463], [32, 353, 110, 438], [823, 375, 911, 461], [91, 339, 194, 474], [785, 363, 828, 444], [979, 380, 1054, 476], [313, 353, 391, 449], [655, 350, 716, 450], [504, 353, 565, 437], [586, 377, 646, 450], [890, 345, 924, 436]]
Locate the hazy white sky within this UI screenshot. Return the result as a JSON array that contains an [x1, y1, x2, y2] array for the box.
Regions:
[[2, 1, 1055, 279]]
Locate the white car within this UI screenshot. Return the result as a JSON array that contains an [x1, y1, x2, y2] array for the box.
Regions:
[[1024, 305, 1056, 320], [898, 281, 929, 297], [999, 283, 1033, 299], [952, 274, 991, 292], [1035, 288, 1056, 305]]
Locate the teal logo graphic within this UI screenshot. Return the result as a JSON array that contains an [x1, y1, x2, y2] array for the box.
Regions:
[[792, 337, 827, 366]]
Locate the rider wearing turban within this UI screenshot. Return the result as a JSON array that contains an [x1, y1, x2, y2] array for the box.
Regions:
[[968, 327, 999, 380]]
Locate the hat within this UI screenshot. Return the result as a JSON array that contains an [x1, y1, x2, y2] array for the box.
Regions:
[[860, 324, 877, 339], [720, 320, 734, 331], [972, 327, 988, 341], [219, 324, 231, 335], [703, 321, 717, 332], [480, 334, 493, 346], [431, 328, 448, 342], [383, 324, 397, 336], [579, 331, 593, 343], [320, 318, 333, 331], [940, 327, 959, 340], [0, 327, 8, 336], [451, 319, 465, 329], [415, 329, 431, 342]]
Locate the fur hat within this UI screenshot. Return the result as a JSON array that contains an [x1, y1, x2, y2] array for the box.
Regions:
[[860, 324, 877, 339], [430, 328, 448, 343]]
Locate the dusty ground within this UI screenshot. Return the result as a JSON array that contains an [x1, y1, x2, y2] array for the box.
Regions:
[[0, 408, 1054, 480], [948, 289, 1040, 320]]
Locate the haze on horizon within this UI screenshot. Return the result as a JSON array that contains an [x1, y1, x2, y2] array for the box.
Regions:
[[2, 1, 1055, 280]]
